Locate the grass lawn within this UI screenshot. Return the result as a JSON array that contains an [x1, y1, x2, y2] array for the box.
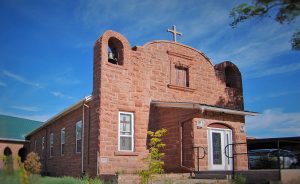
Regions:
[[0, 171, 108, 184]]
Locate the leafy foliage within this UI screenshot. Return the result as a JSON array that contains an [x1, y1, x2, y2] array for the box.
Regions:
[[3, 155, 14, 174], [292, 29, 300, 50], [1, 154, 106, 184], [17, 157, 29, 184], [230, 0, 300, 50], [231, 174, 246, 184], [139, 128, 167, 184], [24, 152, 42, 175]]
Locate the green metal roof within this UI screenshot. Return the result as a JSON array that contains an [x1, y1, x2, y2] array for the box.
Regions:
[[0, 114, 43, 141]]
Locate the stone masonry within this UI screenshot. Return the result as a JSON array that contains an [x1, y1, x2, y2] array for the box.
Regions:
[[27, 30, 251, 177]]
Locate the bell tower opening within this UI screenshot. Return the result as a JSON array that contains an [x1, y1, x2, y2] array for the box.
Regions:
[[225, 67, 240, 89], [108, 37, 124, 65]]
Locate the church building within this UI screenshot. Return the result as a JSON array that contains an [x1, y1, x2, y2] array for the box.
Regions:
[[26, 28, 256, 177]]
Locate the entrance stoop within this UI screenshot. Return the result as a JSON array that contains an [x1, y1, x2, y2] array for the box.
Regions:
[[193, 170, 281, 184], [193, 171, 231, 180]]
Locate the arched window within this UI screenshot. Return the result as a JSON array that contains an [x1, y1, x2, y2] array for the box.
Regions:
[[225, 67, 240, 88], [3, 147, 13, 171], [4, 147, 12, 156], [18, 147, 27, 162], [108, 37, 124, 65]]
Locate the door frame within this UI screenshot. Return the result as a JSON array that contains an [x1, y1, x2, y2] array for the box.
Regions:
[[207, 127, 233, 170]]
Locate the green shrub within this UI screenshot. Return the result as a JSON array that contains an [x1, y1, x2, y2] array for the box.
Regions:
[[17, 157, 29, 184], [231, 174, 246, 184], [24, 152, 42, 175], [3, 155, 14, 174], [139, 128, 167, 184]]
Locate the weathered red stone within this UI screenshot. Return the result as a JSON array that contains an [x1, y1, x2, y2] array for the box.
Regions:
[[27, 30, 248, 177]]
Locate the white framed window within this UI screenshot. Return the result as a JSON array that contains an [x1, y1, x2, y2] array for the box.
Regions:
[[61, 128, 65, 155], [76, 121, 82, 153], [42, 137, 45, 150], [50, 133, 54, 157], [34, 140, 37, 152], [41, 137, 45, 159], [118, 112, 134, 151]]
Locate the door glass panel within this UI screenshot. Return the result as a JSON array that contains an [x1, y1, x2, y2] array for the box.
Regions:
[[226, 133, 230, 164], [120, 114, 132, 135], [212, 132, 222, 165]]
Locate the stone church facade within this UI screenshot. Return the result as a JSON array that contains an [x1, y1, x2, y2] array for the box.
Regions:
[[26, 30, 256, 177]]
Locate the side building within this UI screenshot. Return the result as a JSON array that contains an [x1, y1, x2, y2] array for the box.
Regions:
[[0, 114, 43, 170]]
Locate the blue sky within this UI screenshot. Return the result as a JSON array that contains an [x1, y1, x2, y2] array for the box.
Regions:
[[0, 0, 299, 138]]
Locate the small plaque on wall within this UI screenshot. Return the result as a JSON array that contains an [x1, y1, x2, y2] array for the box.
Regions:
[[196, 120, 204, 129], [100, 157, 109, 164]]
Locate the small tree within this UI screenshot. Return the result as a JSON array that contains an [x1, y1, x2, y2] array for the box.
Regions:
[[139, 128, 167, 184], [24, 152, 42, 175]]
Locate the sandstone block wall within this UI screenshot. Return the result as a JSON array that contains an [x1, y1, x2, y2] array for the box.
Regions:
[[94, 30, 247, 175]]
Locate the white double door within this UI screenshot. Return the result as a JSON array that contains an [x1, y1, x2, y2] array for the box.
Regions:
[[208, 128, 233, 170]]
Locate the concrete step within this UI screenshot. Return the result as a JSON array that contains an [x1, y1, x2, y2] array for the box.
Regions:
[[193, 170, 280, 184]]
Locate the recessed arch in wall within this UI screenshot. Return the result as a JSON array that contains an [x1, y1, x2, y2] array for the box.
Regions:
[[208, 122, 232, 130], [225, 66, 240, 89], [4, 147, 12, 156], [18, 147, 27, 162]]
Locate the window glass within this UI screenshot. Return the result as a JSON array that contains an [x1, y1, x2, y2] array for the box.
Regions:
[[61, 128, 65, 155], [76, 121, 82, 153], [119, 112, 134, 151], [50, 133, 54, 157]]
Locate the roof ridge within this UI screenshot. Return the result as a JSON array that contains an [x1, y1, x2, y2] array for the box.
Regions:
[[0, 114, 44, 123]]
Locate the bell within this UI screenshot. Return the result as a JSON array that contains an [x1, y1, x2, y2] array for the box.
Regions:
[[108, 52, 115, 60]]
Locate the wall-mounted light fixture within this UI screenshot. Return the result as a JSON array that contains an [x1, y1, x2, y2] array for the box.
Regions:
[[240, 125, 246, 132], [196, 120, 204, 129]]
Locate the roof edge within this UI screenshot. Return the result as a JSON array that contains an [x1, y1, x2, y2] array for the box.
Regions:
[[26, 95, 92, 137], [151, 101, 258, 116], [141, 40, 214, 66], [0, 138, 29, 142]]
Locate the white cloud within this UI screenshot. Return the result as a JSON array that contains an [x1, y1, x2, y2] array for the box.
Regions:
[[21, 114, 50, 122], [0, 109, 50, 122], [211, 22, 292, 66], [51, 91, 73, 100], [77, 0, 295, 79], [249, 62, 300, 78], [54, 77, 81, 85], [2, 70, 42, 88], [246, 109, 300, 137], [0, 80, 6, 87], [195, 13, 297, 79], [248, 90, 300, 102], [74, 42, 93, 49], [11, 105, 40, 112], [4, 113, 48, 122]]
